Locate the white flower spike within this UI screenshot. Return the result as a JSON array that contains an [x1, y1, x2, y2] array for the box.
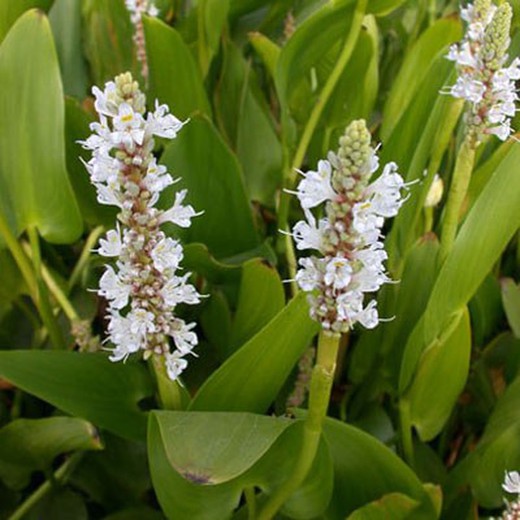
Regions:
[[446, 0, 518, 145], [82, 73, 202, 381], [289, 120, 408, 333]]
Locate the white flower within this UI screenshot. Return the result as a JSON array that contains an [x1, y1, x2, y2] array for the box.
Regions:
[[159, 189, 201, 228], [424, 174, 444, 208], [295, 257, 321, 292], [165, 350, 188, 381], [112, 103, 145, 147], [170, 320, 198, 355], [336, 291, 363, 325], [292, 209, 327, 251], [292, 160, 337, 209], [128, 308, 156, 338], [98, 226, 123, 257], [357, 300, 379, 329], [489, 120, 512, 141], [365, 162, 408, 218], [323, 256, 352, 290], [144, 159, 175, 193], [150, 237, 183, 272], [92, 83, 119, 117], [107, 313, 142, 356], [162, 274, 201, 307], [98, 266, 130, 309], [503, 471, 520, 495], [147, 101, 184, 139]]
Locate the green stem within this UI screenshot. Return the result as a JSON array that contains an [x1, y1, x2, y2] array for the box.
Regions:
[[68, 226, 104, 291], [8, 452, 83, 520], [276, 0, 368, 247], [245, 487, 257, 520], [257, 331, 340, 520], [399, 398, 415, 468], [22, 242, 78, 321], [439, 137, 476, 263], [150, 356, 184, 410], [0, 212, 37, 297], [27, 227, 66, 350]]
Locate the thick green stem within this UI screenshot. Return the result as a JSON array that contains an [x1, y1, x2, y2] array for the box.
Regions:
[[257, 331, 340, 520], [27, 227, 67, 350], [439, 137, 476, 263], [150, 355, 184, 410], [276, 0, 368, 264], [8, 452, 83, 520]]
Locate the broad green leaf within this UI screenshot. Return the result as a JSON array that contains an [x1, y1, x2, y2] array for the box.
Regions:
[[323, 417, 436, 519], [200, 289, 232, 361], [0, 10, 82, 243], [190, 293, 319, 412], [161, 115, 260, 259], [229, 259, 285, 353], [0, 351, 153, 441], [149, 413, 332, 520], [346, 493, 420, 519], [407, 307, 471, 441], [82, 0, 137, 85], [151, 411, 291, 484], [0, 0, 54, 42], [64, 97, 116, 227], [400, 144, 520, 392], [236, 65, 283, 206], [501, 278, 520, 339], [381, 17, 462, 141], [0, 417, 102, 489], [49, 0, 89, 99], [144, 16, 211, 119]]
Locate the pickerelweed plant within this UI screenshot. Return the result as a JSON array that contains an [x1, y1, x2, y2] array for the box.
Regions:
[[440, 0, 518, 260], [80, 72, 203, 384], [258, 120, 408, 519]]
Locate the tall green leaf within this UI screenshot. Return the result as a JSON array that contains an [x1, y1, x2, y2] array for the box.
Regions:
[[190, 293, 318, 412], [0, 0, 54, 42], [161, 115, 259, 259], [0, 10, 82, 243], [144, 16, 211, 119]]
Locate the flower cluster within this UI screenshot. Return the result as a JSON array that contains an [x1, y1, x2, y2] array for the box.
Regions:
[[288, 120, 408, 333], [446, 0, 519, 144], [81, 72, 202, 381], [500, 471, 520, 519], [125, 0, 158, 81]]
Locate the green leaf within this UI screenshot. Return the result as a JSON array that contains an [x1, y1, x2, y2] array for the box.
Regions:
[[151, 411, 291, 485], [144, 16, 211, 119], [0, 417, 102, 489], [0, 351, 153, 441], [190, 293, 319, 413], [0, 10, 82, 243], [323, 417, 436, 519], [346, 492, 420, 519], [501, 278, 520, 339], [0, 0, 54, 42], [161, 115, 260, 259], [381, 17, 462, 141], [407, 307, 471, 441], [400, 144, 520, 392], [229, 259, 285, 353], [49, 0, 89, 99], [82, 0, 137, 85]]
